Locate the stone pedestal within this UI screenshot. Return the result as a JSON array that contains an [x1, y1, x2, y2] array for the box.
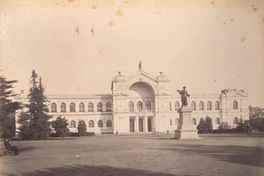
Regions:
[[175, 106, 199, 139]]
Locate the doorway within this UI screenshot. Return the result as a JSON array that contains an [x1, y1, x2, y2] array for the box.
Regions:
[[129, 118, 135, 132], [138, 118, 144, 132], [148, 117, 152, 132]]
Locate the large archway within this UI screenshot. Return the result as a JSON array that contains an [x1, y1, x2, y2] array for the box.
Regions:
[[128, 82, 155, 98], [127, 82, 155, 133]]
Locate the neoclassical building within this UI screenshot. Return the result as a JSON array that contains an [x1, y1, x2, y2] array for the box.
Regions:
[[45, 65, 249, 134]]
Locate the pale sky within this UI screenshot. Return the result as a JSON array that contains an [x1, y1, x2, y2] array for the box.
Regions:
[[0, 0, 264, 106]]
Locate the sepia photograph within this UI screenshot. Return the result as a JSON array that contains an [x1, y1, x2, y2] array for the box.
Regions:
[[0, 0, 264, 176]]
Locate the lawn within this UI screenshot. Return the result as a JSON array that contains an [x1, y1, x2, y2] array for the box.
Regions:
[[0, 133, 264, 176]]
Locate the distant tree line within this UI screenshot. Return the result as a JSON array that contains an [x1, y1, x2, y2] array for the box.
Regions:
[[196, 106, 264, 133]]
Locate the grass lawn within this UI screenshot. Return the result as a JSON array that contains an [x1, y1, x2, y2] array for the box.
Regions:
[[0, 133, 264, 176]]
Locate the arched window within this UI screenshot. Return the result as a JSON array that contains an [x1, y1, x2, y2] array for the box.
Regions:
[[70, 102, 76, 112], [175, 101, 180, 110], [145, 101, 151, 112], [170, 119, 172, 126], [51, 103, 57, 112], [106, 120, 112, 127], [88, 102, 94, 112], [60, 102, 66, 112], [105, 102, 112, 112], [79, 102, 85, 112], [89, 120, 94, 127], [207, 101, 212, 110], [70, 120, 76, 128], [191, 101, 196, 110], [128, 101, 134, 112], [199, 101, 204, 110], [192, 118, 197, 125], [234, 117, 239, 124], [233, 100, 238, 110], [215, 118, 220, 125], [169, 102, 172, 111], [215, 101, 220, 110], [97, 102, 103, 112], [97, 120, 103, 127], [137, 101, 143, 112]]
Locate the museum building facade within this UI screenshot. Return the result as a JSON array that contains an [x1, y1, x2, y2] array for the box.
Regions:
[[46, 66, 249, 134]]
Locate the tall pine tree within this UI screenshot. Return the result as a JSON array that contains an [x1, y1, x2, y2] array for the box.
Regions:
[[0, 75, 21, 139], [18, 70, 51, 140]]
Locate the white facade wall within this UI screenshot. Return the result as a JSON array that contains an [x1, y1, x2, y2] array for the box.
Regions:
[[47, 95, 113, 134], [16, 68, 249, 135]]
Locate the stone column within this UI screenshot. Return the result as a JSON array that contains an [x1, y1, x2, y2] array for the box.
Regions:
[[144, 116, 148, 132], [175, 106, 199, 139], [135, 116, 138, 132]]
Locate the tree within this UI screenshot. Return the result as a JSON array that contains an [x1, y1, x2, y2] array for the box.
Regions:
[[52, 116, 69, 138], [197, 117, 213, 133], [77, 120, 87, 136], [0, 75, 21, 139], [236, 120, 251, 133], [249, 106, 264, 119], [205, 116, 213, 133], [17, 112, 32, 139], [197, 118, 206, 133], [249, 106, 264, 131], [18, 70, 52, 140]]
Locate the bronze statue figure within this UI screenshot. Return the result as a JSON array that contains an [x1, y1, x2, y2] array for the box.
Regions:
[[177, 86, 190, 107]]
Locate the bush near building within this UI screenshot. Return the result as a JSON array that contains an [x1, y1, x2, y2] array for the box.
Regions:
[[249, 106, 264, 131], [77, 120, 87, 136], [197, 116, 213, 134], [51, 116, 69, 138]]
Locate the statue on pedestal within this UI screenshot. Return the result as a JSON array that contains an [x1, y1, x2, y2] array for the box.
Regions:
[[175, 86, 199, 139], [177, 86, 190, 107]]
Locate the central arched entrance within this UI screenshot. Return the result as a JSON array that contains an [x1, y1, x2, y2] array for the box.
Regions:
[[127, 82, 155, 133]]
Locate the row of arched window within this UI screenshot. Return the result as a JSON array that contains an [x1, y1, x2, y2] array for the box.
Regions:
[[190, 101, 220, 110], [51, 100, 239, 113], [173, 117, 221, 127], [191, 117, 221, 125], [50, 102, 112, 113], [191, 117, 241, 125], [70, 120, 112, 128], [172, 116, 241, 127], [170, 100, 239, 111], [128, 100, 152, 112]]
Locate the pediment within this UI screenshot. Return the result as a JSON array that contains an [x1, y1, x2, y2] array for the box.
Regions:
[[126, 70, 157, 83], [123, 70, 158, 94]]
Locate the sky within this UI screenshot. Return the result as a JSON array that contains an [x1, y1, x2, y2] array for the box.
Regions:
[[0, 0, 264, 106]]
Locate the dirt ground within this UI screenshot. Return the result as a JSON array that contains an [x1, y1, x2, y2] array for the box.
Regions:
[[0, 133, 264, 176]]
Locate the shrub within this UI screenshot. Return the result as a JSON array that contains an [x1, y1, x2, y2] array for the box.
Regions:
[[77, 120, 87, 136], [51, 116, 69, 138], [197, 117, 213, 133]]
